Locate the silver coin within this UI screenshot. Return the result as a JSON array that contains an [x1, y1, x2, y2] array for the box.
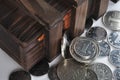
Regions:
[[88, 63, 113, 80], [70, 37, 99, 63], [48, 66, 60, 80], [98, 41, 111, 56], [61, 31, 71, 59], [86, 27, 107, 41], [109, 50, 120, 67], [102, 11, 120, 30], [57, 59, 86, 80], [114, 68, 120, 80], [108, 31, 120, 49], [85, 69, 98, 80]]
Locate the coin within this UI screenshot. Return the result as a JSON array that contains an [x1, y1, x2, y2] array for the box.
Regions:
[[111, 0, 119, 3], [85, 69, 98, 80], [88, 63, 112, 80], [86, 27, 107, 41], [98, 41, 111, 56], [29, 59, 49, 76], [70, 37, 99, 63], [57, 59, 86, 80], [61, 31, 71, 59], [114, 68, 120, 80], [48, 66, 60, 80], [109, 50, 120, 67], [9, 70, 31, 80], [108, 31, 120, 49], [102, 11, 120, 30]]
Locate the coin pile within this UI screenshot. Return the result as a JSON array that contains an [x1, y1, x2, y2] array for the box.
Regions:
[[48, 59, 112, 80], [69, 37, 99, 63], [102, 10, 120, 80], [49, 10, 120, 80]]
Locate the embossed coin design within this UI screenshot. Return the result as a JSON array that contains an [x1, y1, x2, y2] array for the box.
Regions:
[[70, 37, 99, 63], [103, 11, 120, 30], [57, 59, 86, 80], [99, 41, 111, 56], [88, 63, 112, 80], [114, 68, 120, 80], [85, 69, 98, 80], [86, 27, 107, 41], [108, 31, 120, 49], [48, 66, 60, 80], [109, 50, 120, 67]]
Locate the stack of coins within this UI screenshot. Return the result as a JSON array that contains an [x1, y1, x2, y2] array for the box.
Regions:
[[48, 59, 113, 80], [69, 37, 99, 63]]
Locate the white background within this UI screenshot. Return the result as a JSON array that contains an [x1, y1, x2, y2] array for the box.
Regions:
[[0, 1, 120, 80]]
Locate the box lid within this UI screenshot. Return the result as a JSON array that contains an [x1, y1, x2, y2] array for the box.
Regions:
[[16, 0, 76, 29]]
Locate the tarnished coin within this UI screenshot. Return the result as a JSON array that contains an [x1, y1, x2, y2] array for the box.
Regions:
[[61, 31, 71, 59], [103, 11, 120, 30], [114, 68, 120, 80], [86, 27, 107, 41], [9, 70, 31, 80], [70, 37, 99, 63], [98, 41, 111, 56], [108, 31, 120, 49], [88, 63, 112, 80], [85, 69, 98, 80], [29, 59, 49, 76], [109, 50, 120, 67], [48, 66, 60, 80], [57, 59, 86, 80]]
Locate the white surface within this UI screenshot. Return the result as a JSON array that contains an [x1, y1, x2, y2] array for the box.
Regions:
[[0, 1, 120, 80]]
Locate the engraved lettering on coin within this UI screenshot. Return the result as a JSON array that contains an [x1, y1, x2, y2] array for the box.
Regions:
[[57, 59, 86, 80], [114, 68, 120, 80], [74, 39, 96, 59], [108, 31, 120, 49], [48, 66, 60, 80], [88, 63, 112, 80], [85, 69, 98, 80], [99, 41, 111, 56], [70, 37, 99, 63], [103, 11, 120, 30], [109, 50, 120, 67], [86, 27, 107, 41]]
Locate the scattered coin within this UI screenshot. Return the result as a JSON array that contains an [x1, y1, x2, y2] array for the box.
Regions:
[[103, 11, 120, 30], [88, 63, 112, 80], [111, 0, 119, 3], [109, 50, 120, 67], [85, 69, 98, 80], [9, 70, 31, 80], [98, 41, 111, 56], [29, 59, 49, 76], [61, 31, 71, 59], [57, 59, 86, 80], [48, 66, 60, 80], [108, 31, 120, 49], [86, 27, 107, 41], [114, 68, 120, 80], [70, 37, 99, 63]]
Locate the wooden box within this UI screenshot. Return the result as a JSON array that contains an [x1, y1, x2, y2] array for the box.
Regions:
[[0, 0, 109, 71], [87, 0, 109, 19], [0, 0, 75, 70]]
